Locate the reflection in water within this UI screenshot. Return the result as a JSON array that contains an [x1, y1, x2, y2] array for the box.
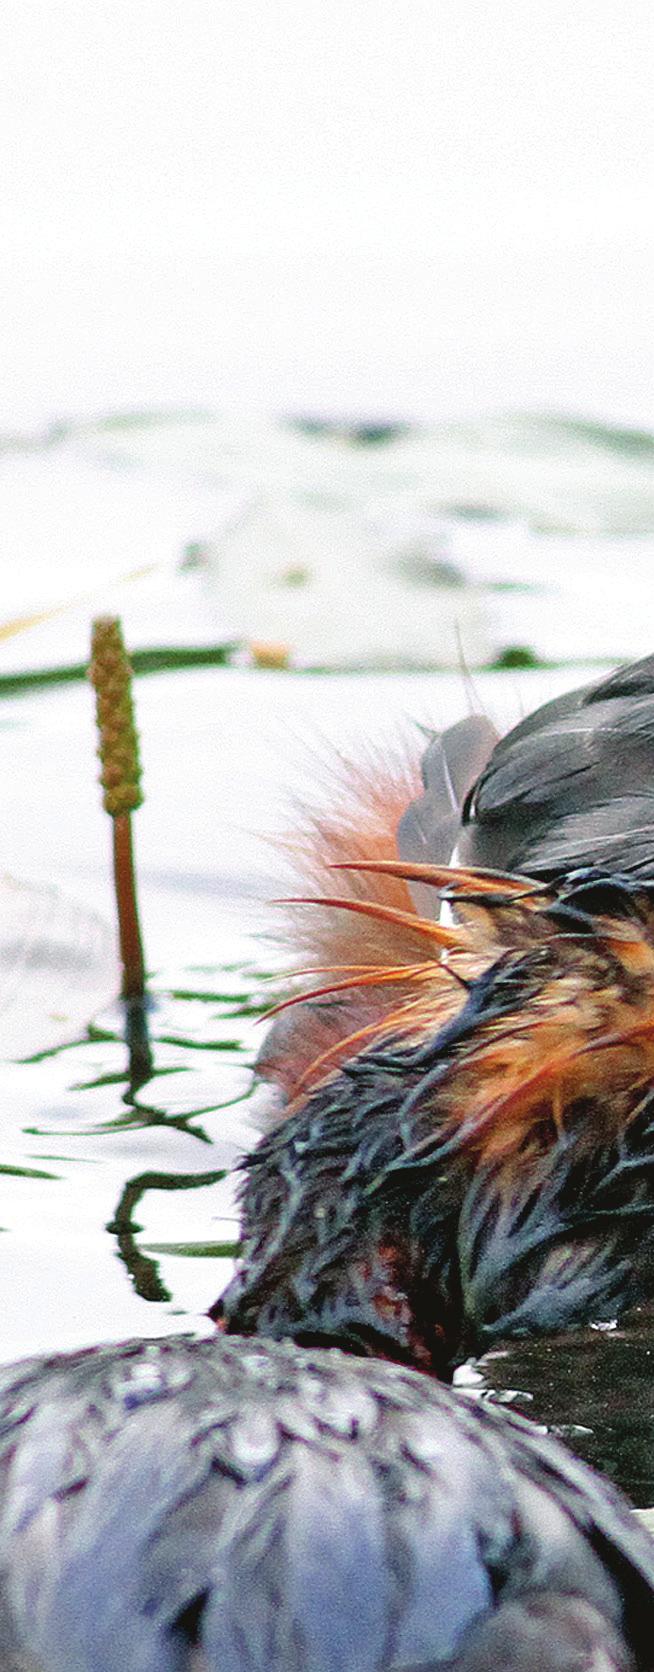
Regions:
[[123, 992, 154, 1093], [0, 961, 264, 1357], [108, 1166, 230, 1303]]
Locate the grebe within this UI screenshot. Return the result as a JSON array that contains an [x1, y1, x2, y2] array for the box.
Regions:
[[223, 654, 654, 1363], [1, 1332, 654, 1671], [2, 654, 654, 1669]]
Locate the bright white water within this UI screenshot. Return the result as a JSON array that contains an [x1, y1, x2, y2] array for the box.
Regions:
[[1, 411, 654, 675]]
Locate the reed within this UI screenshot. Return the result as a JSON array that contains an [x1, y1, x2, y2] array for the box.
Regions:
[[89, 615, 146, 1002]]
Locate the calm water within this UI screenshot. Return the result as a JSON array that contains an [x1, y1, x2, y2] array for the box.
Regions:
[[3, 411, 654, 677]]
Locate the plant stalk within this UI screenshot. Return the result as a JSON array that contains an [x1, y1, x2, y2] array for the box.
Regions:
[[89, 616, 151, 1083], [112, 812, 146, 1000]]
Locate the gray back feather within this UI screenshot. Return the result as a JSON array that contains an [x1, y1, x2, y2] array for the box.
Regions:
[[0, 1334, 653, 1670], [397, 715, 498, 913], [460, 655, 654, 879], [398, 655, 654, 885]]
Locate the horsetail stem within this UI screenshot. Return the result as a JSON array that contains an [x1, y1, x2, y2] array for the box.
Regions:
[[89, 617, 146, 1001]]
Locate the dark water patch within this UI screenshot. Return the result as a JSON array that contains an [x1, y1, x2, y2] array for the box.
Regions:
[[476, 1311, 654, 1507]]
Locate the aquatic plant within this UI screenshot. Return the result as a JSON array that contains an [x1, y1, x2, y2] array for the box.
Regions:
[[89, 615, 146, 1002]]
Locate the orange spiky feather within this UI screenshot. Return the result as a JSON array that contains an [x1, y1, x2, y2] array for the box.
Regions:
[[260, 745, 654, 1171], [257, 738, 465, 1098], [277, 874, 654, 1161]]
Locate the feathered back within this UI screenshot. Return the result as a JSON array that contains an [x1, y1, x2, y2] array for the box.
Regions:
[[3, 1332, 654, 1672], [460, 651, 654, 879]]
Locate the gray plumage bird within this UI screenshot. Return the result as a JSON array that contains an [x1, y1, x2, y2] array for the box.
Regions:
[[0, 1331, 654, 1672]]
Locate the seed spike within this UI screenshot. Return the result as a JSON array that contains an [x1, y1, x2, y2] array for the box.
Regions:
[[89, 616, 143, 817], [89, 617, 148, 1027]]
